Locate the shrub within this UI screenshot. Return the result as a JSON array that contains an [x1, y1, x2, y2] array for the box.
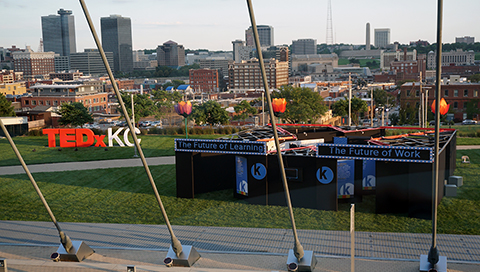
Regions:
[[28, 129, 43, 136]]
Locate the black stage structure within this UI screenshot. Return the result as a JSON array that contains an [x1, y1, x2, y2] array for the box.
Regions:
[[175, 125, 456, 219]]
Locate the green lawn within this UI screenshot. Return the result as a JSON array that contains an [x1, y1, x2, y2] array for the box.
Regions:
[[0, 135, 220, 166], [1, 149, 479, 234], [338, 58, 379, 69]]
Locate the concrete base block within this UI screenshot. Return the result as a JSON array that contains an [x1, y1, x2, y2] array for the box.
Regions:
[[419, 254, 447, 272], [0, 258, 7, 272], [164, 245, 200, 267], [286, 249, 317, 271], [445, 184, 457, 197], [448, 176, 463, 187], [54, 240, 94, 262]]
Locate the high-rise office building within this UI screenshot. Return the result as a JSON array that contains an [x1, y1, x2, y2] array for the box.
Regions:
[[374, 28, 390, 48], [232, 40, 245, 62], [291, 39, 317, 55], [41, 8, 77, 57], [245, 25, 274, 47], [228, 58, 288, 90], [70, 49, 114, 75], [366, 23, 371, 50], [156, 41, 185, 68], [101, 15, 133, 73]]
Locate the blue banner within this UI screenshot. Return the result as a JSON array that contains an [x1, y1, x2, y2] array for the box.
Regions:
[[337, 160, 355, 199], [235, 156, 248, 196], [362, 160, 376, 190]]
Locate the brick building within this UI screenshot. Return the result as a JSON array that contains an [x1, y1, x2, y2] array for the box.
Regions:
[[0, 70, 23, 83], [228, 58, 288, 90], [49, 71, 83, 81], [400, 81, 480, 121], [22, 84, 109, 114], [189, 69, 219, 92], [13, 50, 55, 79]]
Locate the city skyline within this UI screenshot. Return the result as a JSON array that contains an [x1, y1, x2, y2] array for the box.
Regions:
[[1, 0, 480, 52]]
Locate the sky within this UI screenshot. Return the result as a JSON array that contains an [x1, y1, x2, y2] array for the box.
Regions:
[[1, 0, 480, 52]]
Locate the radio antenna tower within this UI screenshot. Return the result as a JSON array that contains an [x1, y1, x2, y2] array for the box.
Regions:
[[326, 0, 334, 45]]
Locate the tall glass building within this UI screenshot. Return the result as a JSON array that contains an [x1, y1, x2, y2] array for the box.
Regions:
[[41, 9, 77, 57], [101, 15, 133, 73]]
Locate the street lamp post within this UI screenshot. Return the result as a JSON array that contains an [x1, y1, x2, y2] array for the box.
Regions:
[[131, 93, 138, 158]]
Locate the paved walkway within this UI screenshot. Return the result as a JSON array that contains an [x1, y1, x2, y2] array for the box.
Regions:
[[0, 220, 479, 271], [0, 156, 175, 175]]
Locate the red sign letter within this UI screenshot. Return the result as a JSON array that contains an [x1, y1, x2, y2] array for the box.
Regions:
[[93, 135, 107, 147], [59, 129, 76, 148], [42, 129, 59, 147], [75, 129, 95, 147]]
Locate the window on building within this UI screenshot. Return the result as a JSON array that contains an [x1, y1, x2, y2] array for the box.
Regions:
[[32, 100, 36, 105], [25, 100, 29, 105], [453, 101, 458, 109], [454, 90, 458, 97], [46, 101, 51, 105], [54, 101, 58, 106], [406, 90, 411, 96], [464, 90, 468, 97], [416, 90, 420, 97], [475, 90, 479, 97], [444, 90, 448, 96]]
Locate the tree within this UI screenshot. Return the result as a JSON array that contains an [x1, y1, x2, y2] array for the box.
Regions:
[[389, 112, 400, 126], [191, 100, 229, 125], [272, 86, 328, 124], [465, 99, 480, 119], [399, 105, 417, 125], [372, 89, 396, 108], [331, 97, 369, 125], [121, 93, 159, 123], [152, 89, 183, 120], [234, 100, 258, 123], [0, 93, 15, 117], [468, 74, 480, 83], [58, 102, 93, 127]]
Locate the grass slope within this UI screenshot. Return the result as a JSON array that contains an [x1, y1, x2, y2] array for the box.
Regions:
[[0, 135, 219, 166], [1, 149, 479, 234]]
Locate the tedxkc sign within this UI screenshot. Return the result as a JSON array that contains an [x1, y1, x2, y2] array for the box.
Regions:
[[43, 128, 141, 148]]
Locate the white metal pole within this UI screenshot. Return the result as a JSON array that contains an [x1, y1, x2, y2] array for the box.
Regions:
[[262, 91, 265, 126], [131, 93, 138, 157], [348, 73, 352, 126], [350, 204, 355, 272], [371, 89, 374, 127]]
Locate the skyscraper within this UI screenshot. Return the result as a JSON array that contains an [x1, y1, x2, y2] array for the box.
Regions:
[[374, 28, 390, 49], [101, 15, 133, 73], [41, 8, 76, 56], [156, 40, 185, 68], [245, 25, 274, 47], [366, 23, 371, 50], [291, 39, 317, 55]]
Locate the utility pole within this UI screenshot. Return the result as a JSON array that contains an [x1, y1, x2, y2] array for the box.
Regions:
[[370, 89, 374, 127], [348, 73, 352, 126]]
